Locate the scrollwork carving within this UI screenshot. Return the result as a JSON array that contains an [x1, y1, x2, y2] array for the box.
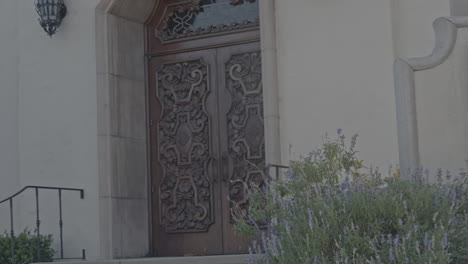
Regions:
[[157, 59, 214, 233], [156, 0, 259, 43], [225, 51, 266, 225]]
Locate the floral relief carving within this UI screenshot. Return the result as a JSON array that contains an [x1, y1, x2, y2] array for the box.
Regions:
[[156, 0, 259, 43], [225, 51, 266, 224], [157, 59, 214, 233]]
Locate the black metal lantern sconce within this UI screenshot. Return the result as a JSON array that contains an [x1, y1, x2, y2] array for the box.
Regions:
[[35, 0, 67, 37]]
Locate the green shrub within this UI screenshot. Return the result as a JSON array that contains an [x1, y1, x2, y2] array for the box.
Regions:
[[239, 131, 468, 264], [0, 229, 54, 264]]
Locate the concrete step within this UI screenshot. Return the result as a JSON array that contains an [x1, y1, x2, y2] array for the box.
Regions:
[[35, 255, 249, 264]]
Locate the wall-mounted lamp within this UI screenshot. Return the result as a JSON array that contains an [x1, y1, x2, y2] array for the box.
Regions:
[[35, 0, 67, 37]]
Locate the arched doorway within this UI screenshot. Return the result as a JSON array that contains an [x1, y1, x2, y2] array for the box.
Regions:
[[146, 0, 265, 257], [96, 0, 281, 259]]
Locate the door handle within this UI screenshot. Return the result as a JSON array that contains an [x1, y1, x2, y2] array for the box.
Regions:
[[222, 152, 233, 183]]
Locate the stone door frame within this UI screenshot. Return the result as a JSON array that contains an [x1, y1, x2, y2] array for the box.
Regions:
[[95, 0, 281, 258]]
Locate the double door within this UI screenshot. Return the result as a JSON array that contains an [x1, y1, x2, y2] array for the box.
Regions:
[[149, 42, 266, 256]]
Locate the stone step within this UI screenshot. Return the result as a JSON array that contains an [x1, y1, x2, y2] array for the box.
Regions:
[[35, 255, 249, 264]]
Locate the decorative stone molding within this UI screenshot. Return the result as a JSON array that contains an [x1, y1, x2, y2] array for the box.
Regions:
[[394, 17, 468, 179], [259, 0, 281, 166], [95, 0, 157, 259]]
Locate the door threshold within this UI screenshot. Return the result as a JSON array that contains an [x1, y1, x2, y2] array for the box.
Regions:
[[35, 254, 249, 264]]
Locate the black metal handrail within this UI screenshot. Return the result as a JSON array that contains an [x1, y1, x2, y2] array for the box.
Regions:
[[269, 164, 290, 181], [0, 185, 86, 263]]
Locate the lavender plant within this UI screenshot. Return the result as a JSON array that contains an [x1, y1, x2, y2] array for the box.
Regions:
[[238, 131, 468, 264]]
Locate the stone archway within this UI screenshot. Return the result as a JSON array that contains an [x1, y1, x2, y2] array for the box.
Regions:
[[95, 0, 280, 259]]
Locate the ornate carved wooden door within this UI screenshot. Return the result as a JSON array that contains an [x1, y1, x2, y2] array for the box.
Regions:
[[149, 43, 265, 256], [149, 50, 224, 256], [147, 0, 263, 257], [217, 43, 266, 254]]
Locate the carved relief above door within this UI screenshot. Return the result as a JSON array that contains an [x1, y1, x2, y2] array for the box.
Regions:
[[155, 0, 259, 43]]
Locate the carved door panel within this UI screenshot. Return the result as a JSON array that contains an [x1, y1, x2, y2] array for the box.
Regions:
[[149, 50, 224, 256], [149, 43, 264, 256], [217, 42, 265, 254]]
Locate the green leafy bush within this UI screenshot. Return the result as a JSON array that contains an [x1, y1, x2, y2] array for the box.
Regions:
[[0, 229, 54, 264], [239, 131, 468, 264]]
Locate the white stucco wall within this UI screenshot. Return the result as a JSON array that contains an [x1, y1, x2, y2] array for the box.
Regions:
[[392, 0, 450, 58], [274, 0, 449, 171], [0, 0, 151, 260], [12, 0, 102, 260], [414, 27, 468, 173], [451, 0, 468, 16], [0, 0, 456, 261], [275, 0, 398, 169], [0, 0, 20, 231]]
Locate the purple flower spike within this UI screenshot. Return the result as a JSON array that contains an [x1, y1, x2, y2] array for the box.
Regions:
[[389, 247, 394, 261], [313, 256, 319, 264]]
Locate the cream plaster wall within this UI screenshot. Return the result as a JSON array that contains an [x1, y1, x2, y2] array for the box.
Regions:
[[451, 0, 468, 16], [274, 0, 450, 170], [274, 0, 399, 169], [415, 27, 468, 173], [392, 0, 450, 59], [10, 0, 151, 260], [15, 0, 102, 260], [1, 0, 152, 260], [395, 22, 468, 176], [0, 0, 20, 231], [0, 0, 456, 261]]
